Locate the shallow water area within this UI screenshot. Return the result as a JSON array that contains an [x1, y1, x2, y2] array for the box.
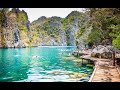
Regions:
[[0, 46, 94, 82]]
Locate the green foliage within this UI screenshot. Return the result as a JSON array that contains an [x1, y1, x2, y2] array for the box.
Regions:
[[86, 8, 120, 47], [62, 17, 71, 28], [108, 24, 120, 39], [18, 25, 27, 31], [87, 28, 102, 45], [112, 34, 120, 49], [1, 8, 120, 49], [50, 34, 55, 38], [78, 26, 86, 37], [41, 20, 59, 37], [62, 11, 81, 29], [17, 12, 27, 23], [2, 8, 9, 13], [0, 11, 4, 25], [0, 8, 9, 26]]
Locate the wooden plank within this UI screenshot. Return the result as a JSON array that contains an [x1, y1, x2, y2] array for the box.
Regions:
[[80, 55, 120, 82], [88, 63, 98, 82]]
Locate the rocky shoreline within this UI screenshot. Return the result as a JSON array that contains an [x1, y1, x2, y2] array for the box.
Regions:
[[72, 45, 120, 82]]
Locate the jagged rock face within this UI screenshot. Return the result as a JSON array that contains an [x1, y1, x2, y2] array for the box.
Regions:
[[66, 26, 76, 46], [48, 17, 66, 46], [0, 8, 30, 48], [59, 29, 67, 46], [33, 16, 47, 25], [25, 20, 30, 32], [0, 12, 19, 48], [13, 27, 21, 47], [0, 9, 91, 48], [91, 45, 113, 59], [30, 16, 66, 46], [65, 19, 79, 46], [64, 11, 92, 46], [30, 11, 90, 46]]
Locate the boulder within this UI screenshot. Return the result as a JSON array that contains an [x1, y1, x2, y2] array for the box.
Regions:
[[106, 45, 120, 53], [91, 45, 113, 59]]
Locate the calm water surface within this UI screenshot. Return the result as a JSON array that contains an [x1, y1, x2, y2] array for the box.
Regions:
[[0, 46, 94, 82]]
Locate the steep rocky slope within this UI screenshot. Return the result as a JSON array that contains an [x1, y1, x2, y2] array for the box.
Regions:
[[30, 16, 67, 46], [30, 11, 90, 46], [0, 8, 91, 48], [0, 8, 30, 48], [62, 11, 90, 46]]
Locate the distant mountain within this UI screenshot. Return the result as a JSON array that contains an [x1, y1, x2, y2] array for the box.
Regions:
[[30, 16, 66, 46], [30, 11, 90, 46], [62, 11, 90, 46], [0, 8, 91, 48]]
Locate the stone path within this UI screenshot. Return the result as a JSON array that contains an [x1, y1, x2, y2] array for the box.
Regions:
[[81, 55, 120, 82]]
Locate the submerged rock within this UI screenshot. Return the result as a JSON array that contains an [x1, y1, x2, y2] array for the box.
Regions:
[[62, 56, 76, 60], [86, 64, 93, 67], [68, 72, 88, 79], [78, 76, 89, 82], [73, 59, 82, 63], [47, 70, 68, 75]]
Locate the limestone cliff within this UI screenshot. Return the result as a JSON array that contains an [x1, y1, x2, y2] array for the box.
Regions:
[[62, 11, 91, 46], [30, 16, 67, 46], [0, 9, 91, 48], [0, 8, 30, 48], [30, 11, 91, 46]]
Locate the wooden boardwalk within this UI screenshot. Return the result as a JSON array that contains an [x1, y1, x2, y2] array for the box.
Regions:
[[81, 55, 120, 82]]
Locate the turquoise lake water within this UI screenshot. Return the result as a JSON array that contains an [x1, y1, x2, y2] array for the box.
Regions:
[[0, 46, 94, 82]]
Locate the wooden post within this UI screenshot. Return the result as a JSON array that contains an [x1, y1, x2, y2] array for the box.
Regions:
[[113, 51, 116, 66]]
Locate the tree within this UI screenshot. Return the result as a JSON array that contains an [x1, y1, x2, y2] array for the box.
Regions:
[[85, 8, 120, 48], [87, 27, 102, 46], [112, 34, 120, 49]]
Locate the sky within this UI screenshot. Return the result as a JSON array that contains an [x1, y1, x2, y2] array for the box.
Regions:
[[19, 8, 84, 22]]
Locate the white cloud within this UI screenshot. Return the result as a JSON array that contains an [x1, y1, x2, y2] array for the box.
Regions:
[[19, 8, 84, 22]]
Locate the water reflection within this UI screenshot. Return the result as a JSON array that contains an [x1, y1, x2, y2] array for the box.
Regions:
[[0, 46, 93, 82]]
